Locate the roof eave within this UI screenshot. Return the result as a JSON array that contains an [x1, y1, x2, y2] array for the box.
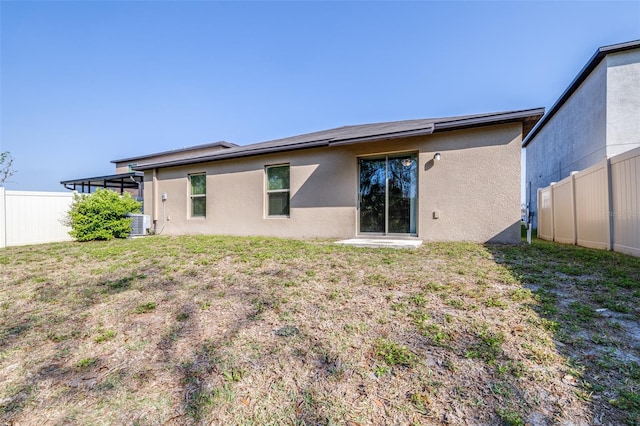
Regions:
[[134, 140, 333, 171], [111, 141, 238, 164], [434, 108, 544, 136], [328, 127, 435, 146]]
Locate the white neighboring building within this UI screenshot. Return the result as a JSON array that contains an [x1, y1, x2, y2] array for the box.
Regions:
[[524, 40, 640, 228]]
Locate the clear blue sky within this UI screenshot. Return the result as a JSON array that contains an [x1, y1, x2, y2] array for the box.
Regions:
[[1, 1, 639, 197]]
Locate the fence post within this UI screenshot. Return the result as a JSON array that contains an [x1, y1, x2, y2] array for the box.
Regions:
[[550, 182, 556, 242], [0, 187, 6, 248], [537, 188, 547, 240], [606, 158, 614, 251], [571, 172, 578, 245]]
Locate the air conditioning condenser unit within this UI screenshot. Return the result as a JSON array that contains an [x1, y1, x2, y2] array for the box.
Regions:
[[128, 214, 151, 236]]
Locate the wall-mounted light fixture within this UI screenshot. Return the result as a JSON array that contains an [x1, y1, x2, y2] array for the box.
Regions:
[[434, 152, 441, 161]]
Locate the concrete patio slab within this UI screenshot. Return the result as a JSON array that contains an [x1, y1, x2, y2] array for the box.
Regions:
[[335, 238, 423, 249]]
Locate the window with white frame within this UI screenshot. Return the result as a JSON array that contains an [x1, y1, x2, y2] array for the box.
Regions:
[[266, 165, 290, 217], [189, 174, 206, 218]]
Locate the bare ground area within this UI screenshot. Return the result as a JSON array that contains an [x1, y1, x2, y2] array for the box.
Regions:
[[0, 236, 638, 425]]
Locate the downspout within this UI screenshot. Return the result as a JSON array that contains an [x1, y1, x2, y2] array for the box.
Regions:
[[151, 168, 167, 235], [526, 181, 532, 244], [153, 168, 159, 233]]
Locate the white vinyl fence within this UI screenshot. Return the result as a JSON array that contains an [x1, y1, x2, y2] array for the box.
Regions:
[[537, 146, 640, 257], [0, 188, 74, 248]]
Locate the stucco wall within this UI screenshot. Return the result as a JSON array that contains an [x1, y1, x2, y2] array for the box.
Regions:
[[526, 60, 608, 228], [143, 123, 522, 243], [417, 125, 522, 242], [606, 48, 640, 157]]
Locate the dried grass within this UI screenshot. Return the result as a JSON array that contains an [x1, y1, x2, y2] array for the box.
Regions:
[[0, 236, 638, 425]]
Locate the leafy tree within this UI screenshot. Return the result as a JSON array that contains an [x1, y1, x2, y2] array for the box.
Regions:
[[0, 151, 16, 185], [66, 189, 142, 241]]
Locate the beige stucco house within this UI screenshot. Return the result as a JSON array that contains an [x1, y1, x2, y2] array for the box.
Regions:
[[119, 109, 543, 243]]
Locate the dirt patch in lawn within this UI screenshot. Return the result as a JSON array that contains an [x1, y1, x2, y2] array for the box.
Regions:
[[0, 236, 638, 425]]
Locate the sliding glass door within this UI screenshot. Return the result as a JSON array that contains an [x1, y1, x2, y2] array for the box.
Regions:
[[359, 153, 417, 235]]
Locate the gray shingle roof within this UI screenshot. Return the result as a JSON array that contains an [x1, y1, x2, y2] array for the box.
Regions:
[[134, 108, 543, 171]]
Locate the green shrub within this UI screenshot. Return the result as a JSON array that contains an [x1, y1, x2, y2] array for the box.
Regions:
[[66, 189, 141, 241]]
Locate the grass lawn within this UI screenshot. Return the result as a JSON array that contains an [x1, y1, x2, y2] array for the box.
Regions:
[[1, 236, 639, 425]]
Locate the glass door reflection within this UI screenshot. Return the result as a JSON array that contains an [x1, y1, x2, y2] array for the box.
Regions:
[[359, 153, 417, 235]]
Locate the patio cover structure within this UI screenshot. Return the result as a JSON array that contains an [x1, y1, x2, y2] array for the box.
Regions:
[[60, 172, 144, 196]]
